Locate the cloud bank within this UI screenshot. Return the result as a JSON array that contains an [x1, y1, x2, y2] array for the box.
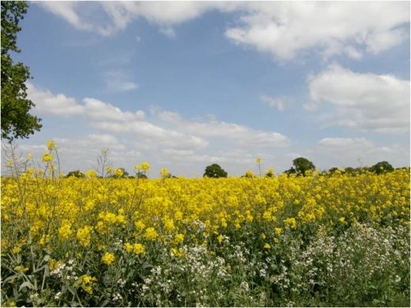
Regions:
[[307, 64, 410, 133], [37, 2, 410, 61]]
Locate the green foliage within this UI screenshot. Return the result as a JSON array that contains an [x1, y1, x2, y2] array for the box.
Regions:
[[1, 1, 42, 141], [1, 143, 409, 306], [292, 157, 316, 176], [370, 161, 394, 175], [135, 171, 148, 179], [66, 170, 85, 178], [203, 163, 228, 178], [284, 167, 296, 176], [264, 169, 275, 178]]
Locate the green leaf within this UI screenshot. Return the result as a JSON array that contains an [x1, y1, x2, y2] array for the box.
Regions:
[[19, 280, 34, 291]]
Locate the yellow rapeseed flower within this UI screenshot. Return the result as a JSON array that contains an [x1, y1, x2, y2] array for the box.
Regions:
[[164, 218, 175, 232], [124, 242, 133, 253], [14, 265, 29, 273], [11, 246, 21, 254], [114, 168, 123, 177], [58, 220, 72, 240], [135, 220, 146, 231], [144, 227, 158, 240], [102, 252, 115, 265], [4, 299, 16, 307], [171, 247, 185, 258], [79, 275, 97, 294], [47, 140, 55, 151], [133, 243, 145, 255], [174, 211, 183, 221], [284, 217, 297, 229], [141, 162, 150, 171], [160, 167, 170, 178], [76, 225, 92, 248], [42, 153, 53, 162], [260, 233, 266, 239], [174, 233, 185, 245], [86, 169, 97, 178]]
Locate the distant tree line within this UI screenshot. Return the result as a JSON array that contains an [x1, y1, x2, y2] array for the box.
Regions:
[[65, 157, 400, 179]]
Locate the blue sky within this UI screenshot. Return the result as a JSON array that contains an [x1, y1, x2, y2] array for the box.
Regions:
[[4, 1, 410, 177]]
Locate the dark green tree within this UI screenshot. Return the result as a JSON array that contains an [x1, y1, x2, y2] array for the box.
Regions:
[[203, 163, 228, 178], [344, 167, 356, 175], [370, 161, 394, 175], [284, 167, 296, 176], [65, 170, 85, 178], [328, 167, 339, 174], [292, 157, 315, 176], [135, 171, 148, 179], [1, 1, 41, 141]]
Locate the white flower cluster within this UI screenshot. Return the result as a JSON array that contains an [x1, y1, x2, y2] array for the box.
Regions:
[[50, 259, 78, 282]]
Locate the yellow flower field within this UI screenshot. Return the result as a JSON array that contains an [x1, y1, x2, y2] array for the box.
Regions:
[[1, 154, 410, 306]]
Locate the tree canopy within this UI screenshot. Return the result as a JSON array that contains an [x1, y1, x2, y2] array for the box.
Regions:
[[369, 161, 394, 175], [285, 157, 316, 176], [1, 1, 41, 141], [203, 163, 228, 178]]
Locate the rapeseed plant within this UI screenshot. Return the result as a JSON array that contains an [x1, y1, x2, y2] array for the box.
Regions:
[[1, 141, 409, 306]]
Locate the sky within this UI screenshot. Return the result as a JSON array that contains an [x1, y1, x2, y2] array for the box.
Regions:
[[3, 1, 410, 177]]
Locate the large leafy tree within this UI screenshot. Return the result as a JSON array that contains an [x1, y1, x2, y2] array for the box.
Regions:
[[1, 1, 41, 141], [370, 161, 394, 175], [203, 163, 228, 178], [293, 157, 315, 176], [285, 157, 316, 176]]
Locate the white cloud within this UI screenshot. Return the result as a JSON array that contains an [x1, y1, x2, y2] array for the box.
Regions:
[[83, 98, 144, 122], [224, 2, 409, 61], [318, 137, 374, 149], [103, 70, 138, 92], [37, 1, 216, 37], [159, 26, 176, 38], [315, 137, 409, 169], [307, 64, 410, 133], [260, 95, 286, 111], [26, 82, 83, 116], [22, 83, 292, 175], [127, 1, 217, 25], [150, 108, 290, 148], [38, 2, 409, 59], [87, 134, 120, 145], [26, 82, 145, 122], [37, 1, 93, 32]]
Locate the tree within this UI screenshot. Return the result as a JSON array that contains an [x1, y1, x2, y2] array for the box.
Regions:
[[135, 171, 148, 179], [265, 168, 275, 178], [284, 167, 296, 176], [370, 161, 394, 175], [292, 157, 315, 176], [344, 167, 356, 175], [119, 168, 129, 178], [1, 1, 41, 141], [66, 170, 85, 178], [203, 163, 228, 178]]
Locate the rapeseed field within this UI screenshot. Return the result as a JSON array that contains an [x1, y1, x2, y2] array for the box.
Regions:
[[1, 143, 410, 307]]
